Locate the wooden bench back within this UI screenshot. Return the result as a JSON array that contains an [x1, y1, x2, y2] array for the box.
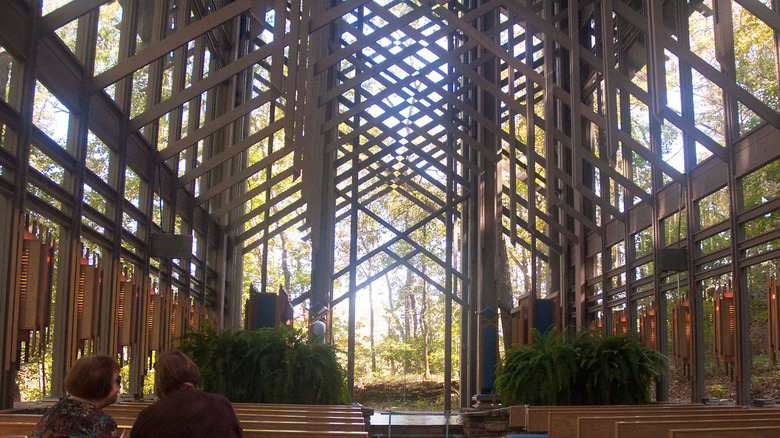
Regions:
[[105, 404, 362, 414], [615, 418, 780, 438], [0, 421, 132, 438], [240, 420, 365, 431], [236, 413, 365, 423], [101, 410, 364, 424], [514, 404, 733, 432], [232, 403, 359, 409], [0, 404, 367, 436], [669, 425, 780, 438], [544, 405, 746, 438], [0, 415, 40, 424], [576, 411, 780, 438], [0, 420, 367, 437], [0, 421, 37, 437], [242, 430, 368, 438]]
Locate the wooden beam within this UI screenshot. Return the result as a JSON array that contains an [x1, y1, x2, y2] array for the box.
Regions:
[[228, 183, 301, 232], [663, 32, 780, 133], [42, 0, 112, 32], [178, 117, 286, 186], [194, 146, 293, 205], [734, 0, 780, 33], [91, 0, 252, 91], [242, 210, 306, 254], [236, 197, 305, 242], [209, 167, 296, 220], [130, 43, 276, 130], [308, 0, 373, 33], [314, 5, 429, 75], [159, 88, 279, 161]]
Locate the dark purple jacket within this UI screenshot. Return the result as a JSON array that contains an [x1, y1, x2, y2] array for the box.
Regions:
[[129, 387, 242, 438]]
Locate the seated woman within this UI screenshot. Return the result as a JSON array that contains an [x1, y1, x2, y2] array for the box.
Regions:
[[33, 355, 121, 438], [129, 351, 242, 438]]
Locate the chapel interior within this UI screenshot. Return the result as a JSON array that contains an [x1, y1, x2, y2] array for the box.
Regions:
[[1, 0, 780, 415]]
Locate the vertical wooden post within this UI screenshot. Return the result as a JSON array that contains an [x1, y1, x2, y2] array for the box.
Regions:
[[0, 0, 37, 409], [474, 0, 500, 396], [304, 1, 338, 334], [713, 0, 750, 405], [646, 0, 677, 402]]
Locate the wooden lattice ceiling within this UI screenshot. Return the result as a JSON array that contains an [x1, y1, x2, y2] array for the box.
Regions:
[[2, 0, 780, 407]]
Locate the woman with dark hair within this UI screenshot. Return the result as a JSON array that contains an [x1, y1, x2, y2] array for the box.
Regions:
[[129, 350, 242, 438], [32, 355, 121, 438]]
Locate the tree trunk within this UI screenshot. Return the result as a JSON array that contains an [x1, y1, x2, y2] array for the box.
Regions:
[[368, 281, 377, 372], [404, 267, 413, 338], [421, 279, 430, 380], [280, 232, 291, 291], [410, 292, 418, 338], [403, 266, 414, 374], [384, 274, 396, 372], [498, 237, 514, 352]]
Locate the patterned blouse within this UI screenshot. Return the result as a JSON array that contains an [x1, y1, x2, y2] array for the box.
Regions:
[[32, 398, 119, 438]]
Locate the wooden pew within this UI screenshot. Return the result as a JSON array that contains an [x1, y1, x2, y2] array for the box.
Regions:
[[568, 408, 772, 438], [237, 413, 365, 423], [669, 425, 780, 438], [242, 431, 368, 438], [549, 406, 751, 437], [0, 422, 368, 438], [615, 418, 780, 438], [1, 403, 368, 437], [101, 410, 366, 424], [0, 415, 40, 424], [0, 421, 132, 437], [232, 403, 360, 410], [0, 421, 38, 437], [576, 411, 780, 438], [106, 403, 363, 412], [239, 420, 366, 431], [512, 404, 726, 433]]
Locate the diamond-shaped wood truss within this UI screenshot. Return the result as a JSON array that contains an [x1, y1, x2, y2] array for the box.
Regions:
[[6, 0, 780, 406], [50, 0, 778, 296]]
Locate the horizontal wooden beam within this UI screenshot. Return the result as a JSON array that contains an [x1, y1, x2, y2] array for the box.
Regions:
[[210, 167, 297, 220], [159, 88, 280, 161], [130, 42, 276, 131], [194, 145, 293, 205], [91, 0, 252, 92], [42, 0, 110, 32]]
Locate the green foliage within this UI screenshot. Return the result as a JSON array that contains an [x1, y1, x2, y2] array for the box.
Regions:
[[496, 329, 665, 406], [178, 323, 348, 404], [495, 329, 578, 406]]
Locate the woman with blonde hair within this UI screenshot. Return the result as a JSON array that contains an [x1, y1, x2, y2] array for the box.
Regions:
[[129, 350, 242, 438], [33, 355, 121, 438]]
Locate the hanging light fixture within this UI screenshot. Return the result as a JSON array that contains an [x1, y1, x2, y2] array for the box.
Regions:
[[639, 302, 656, 349], [75, 245, 102, 355], [613, 309, 627, 336], [15, 218, 55, 364], [672, 296, 691, 378], [713, 283, 736, 380], [769, 275, 780, 366]]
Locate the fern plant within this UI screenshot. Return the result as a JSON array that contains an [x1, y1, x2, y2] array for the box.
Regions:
[[178, 323, 348, 404], [496, 329, 665, 405], [578, 331, 665, 405], [495, 329, 578, 406]]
